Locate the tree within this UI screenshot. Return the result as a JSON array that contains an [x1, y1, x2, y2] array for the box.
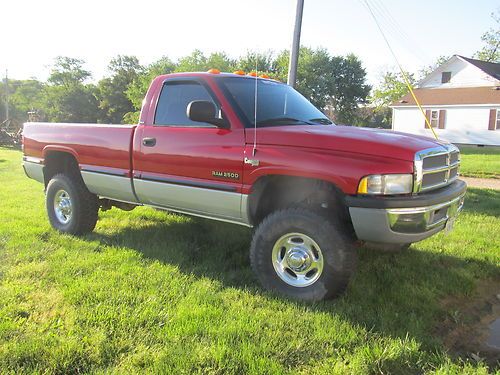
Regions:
[[274, 48, 370, 124], [0, 79, 45, 128], [125, 57, 176, 123], [236, 51, 277, 74], [43, 57, 99, 123], [327, 54, 371, 124], [474, 9, 500, 63], [97, 55, 143, 123], [371, 70, 416, 108], [175, 50, 236, 73], [419, 55, 452, 79], [48, 57, 91, 86], [275, 47, 333, 108], [370, 70, 416, 128]]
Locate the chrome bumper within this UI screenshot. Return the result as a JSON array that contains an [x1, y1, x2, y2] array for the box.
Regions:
[[386, 194, 465, 234], [347, 180, 467, 244]]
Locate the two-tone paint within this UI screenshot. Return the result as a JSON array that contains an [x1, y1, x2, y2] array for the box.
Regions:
[[22, 72, 463, 234]]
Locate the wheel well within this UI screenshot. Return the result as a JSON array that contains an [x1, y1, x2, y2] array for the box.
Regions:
[[43, 151, 80, 187], [248, 175, 352, 229]]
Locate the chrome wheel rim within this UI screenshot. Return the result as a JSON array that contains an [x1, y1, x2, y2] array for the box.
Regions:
[[53, 189, 72, 224], [271, 232, 324, 287]]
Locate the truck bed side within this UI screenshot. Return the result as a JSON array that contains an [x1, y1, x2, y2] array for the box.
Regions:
[[23, 122, 138, 202]]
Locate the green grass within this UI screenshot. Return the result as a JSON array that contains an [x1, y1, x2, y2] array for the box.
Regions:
[[0, 146, 499, 374], [458, 146, 500, 179]]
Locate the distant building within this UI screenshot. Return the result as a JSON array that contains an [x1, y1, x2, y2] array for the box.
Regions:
[[391, 55, 500, 146]]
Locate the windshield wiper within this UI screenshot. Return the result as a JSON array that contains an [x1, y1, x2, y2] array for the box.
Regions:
[[308, 117, 333, 125], [256, 117, 313, 126]]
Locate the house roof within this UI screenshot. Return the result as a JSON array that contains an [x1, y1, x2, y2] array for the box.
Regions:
[[392, 86, 500, 107], [458, 55, 500, 80]]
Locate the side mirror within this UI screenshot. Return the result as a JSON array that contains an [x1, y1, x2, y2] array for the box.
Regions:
[[187, 100, 229, 129]]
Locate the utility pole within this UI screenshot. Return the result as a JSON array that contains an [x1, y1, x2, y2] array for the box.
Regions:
[[287, 0, 304, 88], [4, 70, 9, 123]]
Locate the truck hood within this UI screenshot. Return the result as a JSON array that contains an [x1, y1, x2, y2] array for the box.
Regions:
[[246, 125, 449, 161]]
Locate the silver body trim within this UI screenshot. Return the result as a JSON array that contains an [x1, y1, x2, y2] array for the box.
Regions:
[[81, 171, 139, 203], [134, 179, 248, 225], [23, 161, 44, 183], [150, 204, 252, 227], [349, 191, 465, 244], [24, 163, 252, 226]]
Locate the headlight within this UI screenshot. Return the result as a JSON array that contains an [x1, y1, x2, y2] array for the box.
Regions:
[[358, 174, 413, 195]]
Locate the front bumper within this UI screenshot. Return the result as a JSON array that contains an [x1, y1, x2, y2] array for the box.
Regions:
[[346, 180, 467, 244]]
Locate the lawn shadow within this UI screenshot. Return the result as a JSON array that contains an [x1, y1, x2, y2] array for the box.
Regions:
[[464, 188, 500, 217], [84, 206, 500, 367]]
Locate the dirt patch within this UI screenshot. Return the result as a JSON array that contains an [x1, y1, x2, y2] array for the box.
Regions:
[[437, 278, 500, 369], [461, 177, 500, 190]]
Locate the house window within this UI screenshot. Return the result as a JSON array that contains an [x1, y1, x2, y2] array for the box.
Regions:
[[430, 110, 439, 127], [497, 110, 500, 130], [441, 71, 451, 83]]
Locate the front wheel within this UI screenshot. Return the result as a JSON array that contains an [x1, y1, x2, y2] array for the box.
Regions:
[[250, 208, 356, 301], [46, 173, 99, 235]]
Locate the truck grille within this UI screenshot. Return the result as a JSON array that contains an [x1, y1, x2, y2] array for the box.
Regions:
[[414, 145, 460, 193]]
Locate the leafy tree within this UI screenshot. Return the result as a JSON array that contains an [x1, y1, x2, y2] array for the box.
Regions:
[[43, 84, 99, 123], [0, 79, 45, 129], [43, 57, 99, 123], [97, 55, 143, 123], [236, 51, 277, 74], [371, 70, 416, 108], [370, 70, 416, 127], [275, 47, 333, 108], [474, 9, 500, 63], [418, 55, 452, 79], [10, 80, 46, 122], [327, 54, 371, 124], [125, 57, 176, 123], [275, 48, 370, 124], [175, 50, 236, 73], [48, 57, 91, 86]]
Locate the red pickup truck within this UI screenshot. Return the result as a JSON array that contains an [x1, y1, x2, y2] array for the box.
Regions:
[[22, 71, 466, 301]]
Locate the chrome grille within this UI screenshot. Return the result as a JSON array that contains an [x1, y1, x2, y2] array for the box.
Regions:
[[414, 145, 460, 193]]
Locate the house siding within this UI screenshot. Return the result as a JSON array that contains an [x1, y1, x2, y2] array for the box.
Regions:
[[393, 106, 500, 146], [420, 59, 497, 88]]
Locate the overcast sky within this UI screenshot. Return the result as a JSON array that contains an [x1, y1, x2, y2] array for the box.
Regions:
[[2, 0, 498, 85]]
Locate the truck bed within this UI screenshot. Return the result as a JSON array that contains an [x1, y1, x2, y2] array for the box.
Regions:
[[23, 122, 138, 202]]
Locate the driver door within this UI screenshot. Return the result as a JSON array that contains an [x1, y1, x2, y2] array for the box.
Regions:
[[133, 78, 246, 222]]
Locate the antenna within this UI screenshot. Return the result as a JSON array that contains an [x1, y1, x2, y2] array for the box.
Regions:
[[252, 54, 258, 156]]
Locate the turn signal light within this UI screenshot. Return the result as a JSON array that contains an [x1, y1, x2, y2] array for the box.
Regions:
[[233, 70, 245, 75], [207, 68, 220, 74]]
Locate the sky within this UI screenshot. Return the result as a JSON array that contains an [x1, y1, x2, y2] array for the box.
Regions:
[[1, 0, 498, 86]]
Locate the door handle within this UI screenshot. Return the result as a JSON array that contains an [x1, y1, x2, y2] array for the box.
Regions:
[[142, 137, 156, 147]]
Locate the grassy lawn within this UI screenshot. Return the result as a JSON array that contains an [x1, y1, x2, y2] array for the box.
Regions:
[[0, 146, 499, 374], [458, 146, 500, 179]]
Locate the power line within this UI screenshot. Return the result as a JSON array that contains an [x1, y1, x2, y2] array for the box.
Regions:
[[361, 0, 438, 139], [364, 0, 430, 65]]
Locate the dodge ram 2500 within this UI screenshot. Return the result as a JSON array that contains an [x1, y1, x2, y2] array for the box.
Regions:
[[23, 70, 466, 301]]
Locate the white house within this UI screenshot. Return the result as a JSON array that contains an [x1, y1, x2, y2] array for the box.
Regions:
[[391, 55, 500, 146]]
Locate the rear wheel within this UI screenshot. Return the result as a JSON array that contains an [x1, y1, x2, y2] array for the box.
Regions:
[[46, 173, 99, 235], [250, 208, 356, 301]]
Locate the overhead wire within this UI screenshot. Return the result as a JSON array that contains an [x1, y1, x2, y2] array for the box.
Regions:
[[361, 0, 438, 140], [369, 0, 431, 64]]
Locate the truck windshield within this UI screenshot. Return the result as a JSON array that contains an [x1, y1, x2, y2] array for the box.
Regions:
[[218, 77, 334, 128]]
